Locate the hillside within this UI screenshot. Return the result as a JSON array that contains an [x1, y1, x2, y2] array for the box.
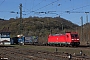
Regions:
[[5, 17, 90, 44], [0, 17, 81, 43], [0, 17, 79, 37]]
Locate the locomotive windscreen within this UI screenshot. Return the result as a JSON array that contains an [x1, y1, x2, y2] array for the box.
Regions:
[[71, 34, 79, 38]]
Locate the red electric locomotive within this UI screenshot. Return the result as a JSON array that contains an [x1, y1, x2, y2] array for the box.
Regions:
[[48, 32, 80, 46]]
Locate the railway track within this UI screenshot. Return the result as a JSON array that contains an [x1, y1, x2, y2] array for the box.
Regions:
[[0, 45, 90, 60], [0, 47, 66, 60]]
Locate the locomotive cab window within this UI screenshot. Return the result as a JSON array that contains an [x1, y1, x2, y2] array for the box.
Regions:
[[71, 34, 78, 38]]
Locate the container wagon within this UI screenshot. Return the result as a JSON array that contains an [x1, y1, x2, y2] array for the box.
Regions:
[[48, 32, 80, 46], [24, 36, 38, 45], [11, 37, 18, 45]]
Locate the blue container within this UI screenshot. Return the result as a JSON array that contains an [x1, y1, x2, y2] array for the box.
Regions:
[[18, 36, 25, 43]]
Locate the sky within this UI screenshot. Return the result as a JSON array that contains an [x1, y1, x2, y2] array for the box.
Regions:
[[0, 0, 90, 26]]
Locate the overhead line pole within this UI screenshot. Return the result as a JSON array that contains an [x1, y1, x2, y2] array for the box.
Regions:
[[85, 12, 89, 44], [19, 3, 23, 35], [85, 12, 89, 23], [80, 16, 83, 41]]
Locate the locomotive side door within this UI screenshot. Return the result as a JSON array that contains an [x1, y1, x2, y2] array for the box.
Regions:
[[66, 34, 71, 44]]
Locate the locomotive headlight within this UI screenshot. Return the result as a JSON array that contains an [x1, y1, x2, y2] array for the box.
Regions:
[[77, 39, 79, 40], [72, 39, 74, 40]]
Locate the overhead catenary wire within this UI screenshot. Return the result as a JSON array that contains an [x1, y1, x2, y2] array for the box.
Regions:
[[0, 0, 5, 7], [70, 4, 90, 11], [30, 0, 45, 11], [40, 0, 73, 17], [24, 0, 90, 17], [26, 0, 60, 15], [0, 0, 90, 21], [23, 0, 90, 18], [64, 0, 90, 12], [55, 0, 90, 14], [34, 0, 59, 11]]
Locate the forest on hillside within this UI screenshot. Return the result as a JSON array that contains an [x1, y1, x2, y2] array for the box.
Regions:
[[0, 16, 78, 36], [0, 16, 90, 44]]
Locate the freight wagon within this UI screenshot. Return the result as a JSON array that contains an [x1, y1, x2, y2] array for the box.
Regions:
[[48, 32, 80, 46], [24, 36, 38, 45], [11, 36, 38, 45], [11, 35, 25, 45]]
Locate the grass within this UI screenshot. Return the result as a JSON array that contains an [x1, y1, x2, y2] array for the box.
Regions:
[[11, 45, 90, 56]]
